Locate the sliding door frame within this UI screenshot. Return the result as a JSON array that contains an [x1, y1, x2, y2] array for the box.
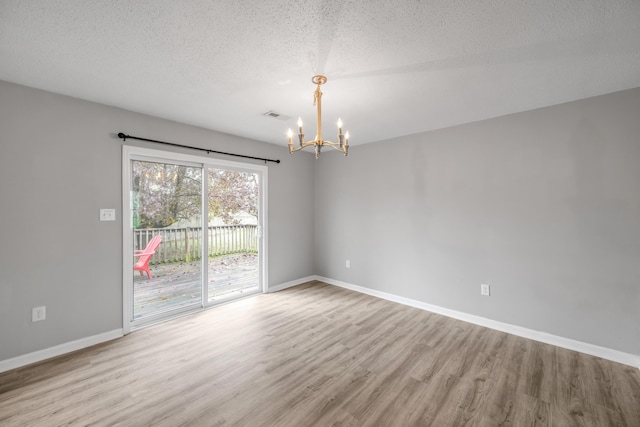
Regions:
[[122, 145, 268, 334]]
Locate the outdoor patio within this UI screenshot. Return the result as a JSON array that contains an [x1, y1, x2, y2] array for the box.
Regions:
[[133, 253, 258, 319]]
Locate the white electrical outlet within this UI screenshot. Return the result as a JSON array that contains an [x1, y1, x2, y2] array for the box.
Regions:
[[480, 284, 490, 296], [32, 306, 46, 322], [346, 260, 351, 268]]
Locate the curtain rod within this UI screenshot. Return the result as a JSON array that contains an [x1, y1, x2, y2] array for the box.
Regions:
[[117, 132, 280, 164]]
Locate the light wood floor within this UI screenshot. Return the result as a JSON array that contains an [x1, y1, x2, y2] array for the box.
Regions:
[[1, 281, 638, 426]]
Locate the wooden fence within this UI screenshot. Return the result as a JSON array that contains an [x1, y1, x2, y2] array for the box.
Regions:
[[134, 225, 258, 265]]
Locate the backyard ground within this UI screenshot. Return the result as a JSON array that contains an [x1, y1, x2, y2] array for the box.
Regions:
[[133, 253, 258, 318]]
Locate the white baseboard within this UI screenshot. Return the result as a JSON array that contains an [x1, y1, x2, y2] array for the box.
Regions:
[[4, 278, 637, 373], [268, 276, 318, 293], [315, 276, 640, 369], [0, 329, 123, 374], [0, 277, 313, 374]]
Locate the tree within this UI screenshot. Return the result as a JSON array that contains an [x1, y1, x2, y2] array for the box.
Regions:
[[132, 161, 258, 228], [208, 170, 258, 224], [133, 161, 202, 229]]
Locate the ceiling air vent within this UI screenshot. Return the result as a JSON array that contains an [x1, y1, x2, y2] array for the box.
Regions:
[[262, 110, 291, 121]]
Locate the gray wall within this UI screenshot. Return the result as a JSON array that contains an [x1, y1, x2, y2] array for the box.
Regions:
[[2, 79, 638, 363], [0, 81, 315, 361], [314, 88, 640, 356]]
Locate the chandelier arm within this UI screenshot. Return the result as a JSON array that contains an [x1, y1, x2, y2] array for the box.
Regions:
[[290, 140, 347, 156], [327, 143, 346, 153], [290, 142, 317, 154]]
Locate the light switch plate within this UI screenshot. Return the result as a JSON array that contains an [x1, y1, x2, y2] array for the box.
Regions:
[[100, 209, 116, 221]]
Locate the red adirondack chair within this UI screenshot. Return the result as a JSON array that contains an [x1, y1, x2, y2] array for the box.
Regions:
[[134, 235, 162, 279]]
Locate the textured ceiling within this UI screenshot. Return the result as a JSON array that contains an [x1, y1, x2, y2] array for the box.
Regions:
[[1, 0, 639, 147]]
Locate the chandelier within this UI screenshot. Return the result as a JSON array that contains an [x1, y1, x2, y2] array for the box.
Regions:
[[287, 75, 349, 159]]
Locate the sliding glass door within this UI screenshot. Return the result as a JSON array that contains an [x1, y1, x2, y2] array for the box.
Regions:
[[206, 168, 260, 302], [131, 160, 203, 320], [123, 146, 266, 331]]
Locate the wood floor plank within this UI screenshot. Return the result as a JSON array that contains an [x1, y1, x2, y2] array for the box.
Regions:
[[1, 281, 638, 426]]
